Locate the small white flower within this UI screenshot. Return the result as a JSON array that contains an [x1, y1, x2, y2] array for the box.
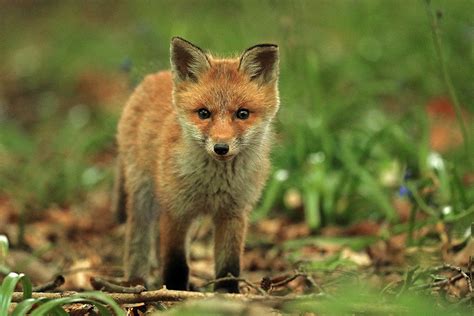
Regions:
[[274, 169, 289, 182], [427, 152, 445, 171], [442, 205, 453, 216], [308, 152, 325, 164]]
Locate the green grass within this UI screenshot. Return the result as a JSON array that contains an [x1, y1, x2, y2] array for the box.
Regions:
[[0, 236, 125, 315], [0, 0, 472, 235]]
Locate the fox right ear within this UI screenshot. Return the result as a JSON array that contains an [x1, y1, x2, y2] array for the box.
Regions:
[[170, 37, 210, 83], [239, 44, 279, 85]]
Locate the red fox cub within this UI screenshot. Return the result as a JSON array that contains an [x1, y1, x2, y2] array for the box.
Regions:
[[115, 37, 279, 293]]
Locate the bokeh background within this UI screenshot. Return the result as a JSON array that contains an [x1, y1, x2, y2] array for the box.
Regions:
[[0, 1, 473, 313], [0, 0, 472, 261]]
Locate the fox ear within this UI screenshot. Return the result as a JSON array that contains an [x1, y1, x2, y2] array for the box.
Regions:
[[239, 44, 279, 84], [170, 37, 210, 83]]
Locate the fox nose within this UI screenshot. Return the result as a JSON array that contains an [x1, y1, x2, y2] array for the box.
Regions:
[[213, 143, 229, 156]]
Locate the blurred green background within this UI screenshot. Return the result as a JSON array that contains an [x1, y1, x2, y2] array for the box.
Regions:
[[0, 0, 472, 234]]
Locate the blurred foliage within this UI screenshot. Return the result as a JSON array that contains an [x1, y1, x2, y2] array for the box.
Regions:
[[284, 281, 473, 316], [0, 112, 116, 210], [0, 0, 472, 235]]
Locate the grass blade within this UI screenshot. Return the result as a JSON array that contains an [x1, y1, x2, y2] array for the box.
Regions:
[[303, 188, 321, 230], [0, 272, 32, 315], [12, 298, 49, 316], [0, 235, 8, 266], [28, 292, 125, 316], [424, 0, 471, 167]]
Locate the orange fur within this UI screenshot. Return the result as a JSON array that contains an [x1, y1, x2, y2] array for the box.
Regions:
[[116, 38, 279, 293]]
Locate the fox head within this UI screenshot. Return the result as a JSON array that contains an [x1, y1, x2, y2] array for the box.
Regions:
[[170, 37, 279, 161]]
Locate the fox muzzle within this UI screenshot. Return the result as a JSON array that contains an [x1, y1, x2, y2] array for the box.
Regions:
[[213, 143, 230, 156]]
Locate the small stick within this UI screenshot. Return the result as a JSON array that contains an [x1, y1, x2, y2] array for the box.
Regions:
[[33, 275, 65, 292], [271, 273, 305, 288], [261, 271, 323, 294], [11, 289, 298, 305], [90, 276, 146, 294], [440, 264, 472, 293], [305, 274, 323, 292], [414, 273, 464, 290], [202, 274, 267, 295], [414, 264, 473, 293]]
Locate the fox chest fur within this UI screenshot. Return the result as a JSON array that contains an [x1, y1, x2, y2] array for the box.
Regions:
[[159, 144, 269, 217]]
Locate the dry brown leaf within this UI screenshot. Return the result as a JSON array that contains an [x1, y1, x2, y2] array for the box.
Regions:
[[340, 248, 372, 267], [452, 238, 474, 267]]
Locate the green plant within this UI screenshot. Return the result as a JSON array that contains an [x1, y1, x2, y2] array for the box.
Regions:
[[0, 272, 32, 315], [0, 236, 125, 315]]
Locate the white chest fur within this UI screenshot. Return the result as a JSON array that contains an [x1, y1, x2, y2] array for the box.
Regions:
[[171, 149, 262, 216]]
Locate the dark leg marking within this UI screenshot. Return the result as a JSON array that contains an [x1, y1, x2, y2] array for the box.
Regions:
[[162, 252, 189, 291], [214, 258, 240, 293]]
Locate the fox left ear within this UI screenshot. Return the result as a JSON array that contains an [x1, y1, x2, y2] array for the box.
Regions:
[[170, 37, 210, 83], [239, 44, 279, 84]]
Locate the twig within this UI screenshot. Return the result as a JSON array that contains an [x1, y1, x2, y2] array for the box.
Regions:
[[202, 274, 267, 295], [268, 272, 310, 290], [424, 0, 471, 167], [272, 273, 302, 288], [90, 276, 146, 294], [33, 275, 65, 292], [413, 273, 464, 290], [261, 271, 323, 294], [304, 274, 324, 292], [414, 264, 473, 293], [11, 289, 300, 305], [442, 264, 473, 293]]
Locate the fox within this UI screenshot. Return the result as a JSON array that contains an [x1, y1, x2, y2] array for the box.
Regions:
[[114, 37, 279, 293]]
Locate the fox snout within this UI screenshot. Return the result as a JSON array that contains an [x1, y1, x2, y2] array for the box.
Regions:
[[206, 138, 238, 161], [213, 143, 229, 156], [205, 119, 238, 160]]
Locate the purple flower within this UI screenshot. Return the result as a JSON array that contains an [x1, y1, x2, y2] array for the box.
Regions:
[[399, 186, 411, 197]]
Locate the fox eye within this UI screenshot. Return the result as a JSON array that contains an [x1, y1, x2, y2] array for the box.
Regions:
[[197, 108, 211, 119], [236, 109, 250, 120]]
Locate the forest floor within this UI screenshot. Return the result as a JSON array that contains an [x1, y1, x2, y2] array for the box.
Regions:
[[1, 194, 473, 314]]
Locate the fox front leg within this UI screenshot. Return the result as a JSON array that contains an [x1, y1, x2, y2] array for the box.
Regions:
[[213, 213, 247, 293], [123, 175, 158, 284], [159, 211, 192, 291]]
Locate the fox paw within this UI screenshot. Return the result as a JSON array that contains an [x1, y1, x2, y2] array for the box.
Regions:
[[214, 280, 240, 294]]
